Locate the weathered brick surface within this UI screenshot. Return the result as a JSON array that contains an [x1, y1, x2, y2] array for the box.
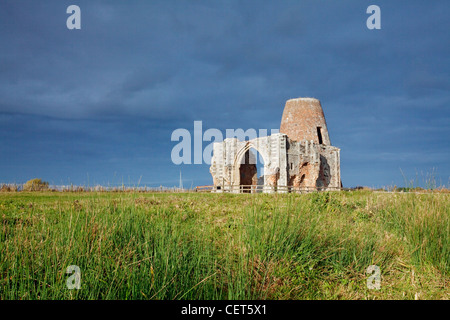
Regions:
[[265, 167, 280, 187], [280, 98, 331, 145]]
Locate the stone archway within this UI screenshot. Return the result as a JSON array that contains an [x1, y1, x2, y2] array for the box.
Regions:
[[232, 142, 268, 192]]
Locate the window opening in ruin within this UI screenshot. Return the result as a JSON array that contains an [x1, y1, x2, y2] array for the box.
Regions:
[[299, 174, 306, 184], [290, 163, 293, 170], [317, 127, 323, 144]]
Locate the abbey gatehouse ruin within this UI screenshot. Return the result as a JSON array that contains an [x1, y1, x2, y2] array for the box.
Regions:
[[209, 98, 341, 193]]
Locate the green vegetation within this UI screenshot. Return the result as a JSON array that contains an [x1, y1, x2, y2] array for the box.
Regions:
[[0, 191, 448, 299], [22, 179, 49, 192]]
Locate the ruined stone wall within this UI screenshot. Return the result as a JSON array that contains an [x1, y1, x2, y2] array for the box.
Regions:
[[287, 139, 320, 190], [285, 138, 340, 190], [210, 97, 341, 193], [317, 146, 340, 189], [210, 133, 288, 193]]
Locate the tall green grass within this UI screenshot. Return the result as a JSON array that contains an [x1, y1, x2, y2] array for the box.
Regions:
[[0, 191, 448, 299]]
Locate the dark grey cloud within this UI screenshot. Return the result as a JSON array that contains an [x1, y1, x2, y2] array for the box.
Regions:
[[0, 0, 449, 187]]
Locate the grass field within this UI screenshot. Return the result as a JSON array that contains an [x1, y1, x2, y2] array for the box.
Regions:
[[0, 190, 448, 300]]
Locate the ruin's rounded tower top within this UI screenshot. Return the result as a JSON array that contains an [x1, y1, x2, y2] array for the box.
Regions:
[[280, 97, 331, 145]]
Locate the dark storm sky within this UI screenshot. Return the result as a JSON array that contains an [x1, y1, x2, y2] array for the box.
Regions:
[[0, 0, 449, 188]]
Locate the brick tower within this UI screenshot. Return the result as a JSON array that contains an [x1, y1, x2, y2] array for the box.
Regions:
[[280, 98, 331, 145]]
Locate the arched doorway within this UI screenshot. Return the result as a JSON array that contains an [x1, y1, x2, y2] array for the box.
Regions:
[[238, 147, 264, 193]]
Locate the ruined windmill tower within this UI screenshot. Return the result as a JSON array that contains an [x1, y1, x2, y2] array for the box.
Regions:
[[280, 98, 331, 145], [280, 98, 340, 190], [209, 97, 341, 193]]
